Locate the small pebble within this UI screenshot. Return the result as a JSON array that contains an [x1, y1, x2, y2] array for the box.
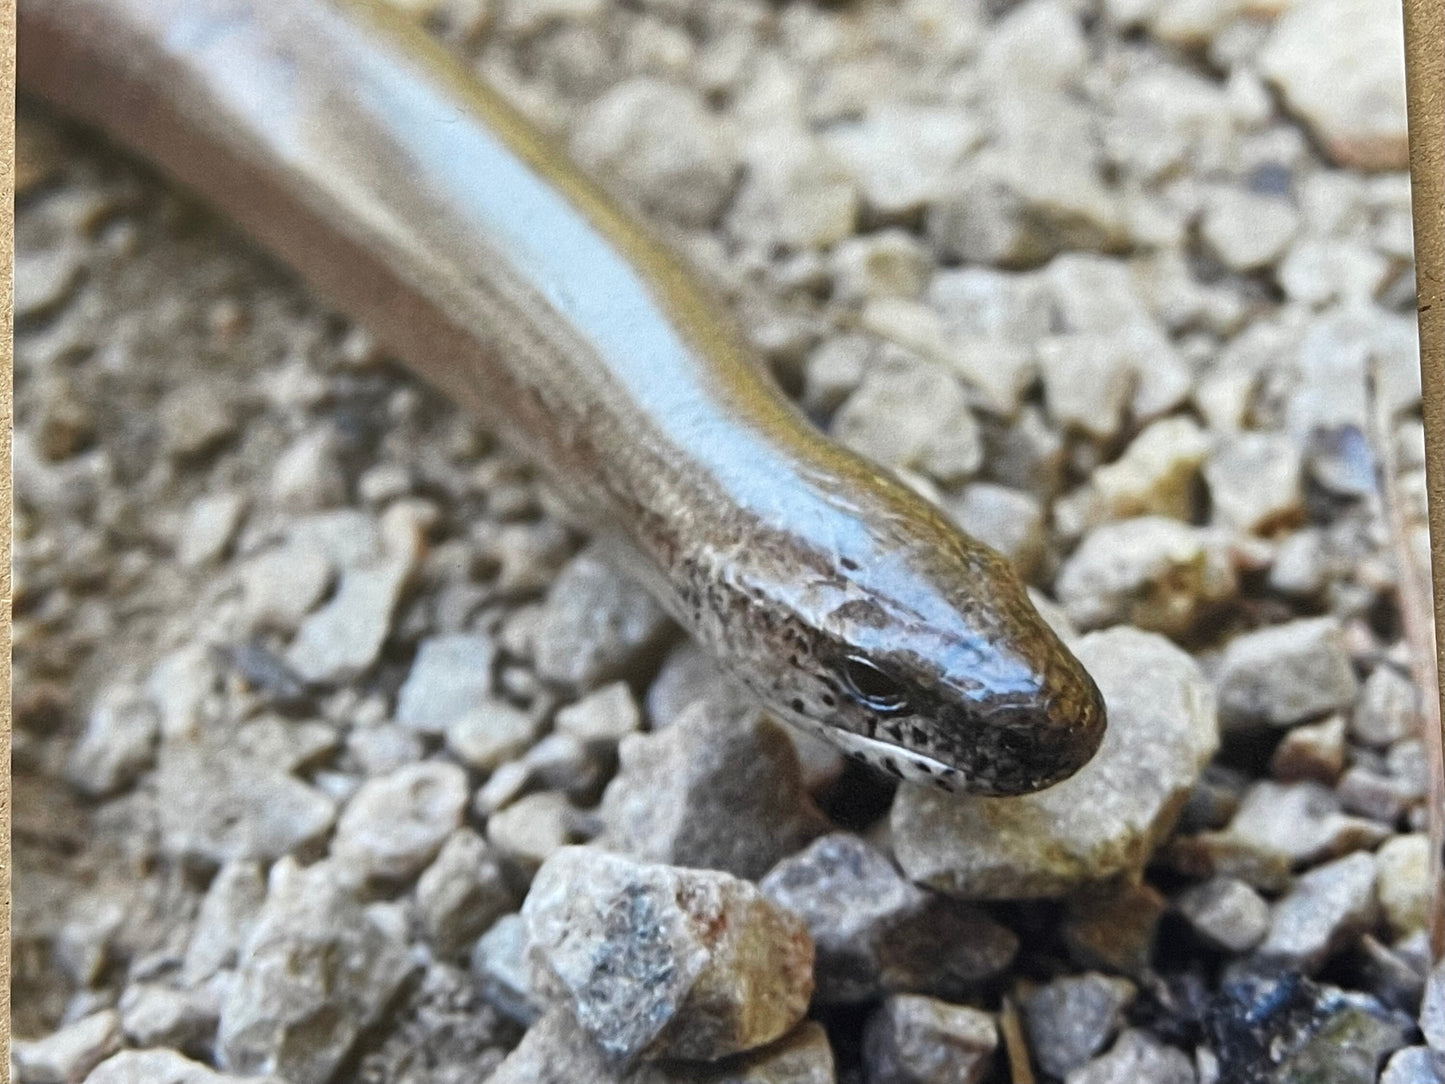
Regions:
[[330, 761, 469, 882], [599, 703, 825, 881], [445, 700, 539, 773], [1022, 972, 1137, 1079], [1174, 876, 1270, 954], [554, 680, 642, 747], [1205, 432, 1305, 535], [1063, 1029, 1193, 1084], [13, 1010, 123, 1084], [1215, 617, 1359, 730], [395, 633, 497, 735], [487, 791, 579, 873], [416, 829, 518, 957], [1259, 851, 1379, 973], [522, 847, 814, 1063], [863, 994, 997, 1084]]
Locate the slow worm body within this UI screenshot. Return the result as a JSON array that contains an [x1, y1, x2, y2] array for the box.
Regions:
[[18, 0, 1106, 795]]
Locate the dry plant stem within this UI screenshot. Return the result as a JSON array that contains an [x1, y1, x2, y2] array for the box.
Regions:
[[1401, 0, 1445, 962], [1370, 362, 1445, 959], [998, 996, 1036, 1084]]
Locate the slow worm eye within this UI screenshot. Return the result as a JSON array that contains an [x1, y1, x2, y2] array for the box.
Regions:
[[842, 655, 910, 714]]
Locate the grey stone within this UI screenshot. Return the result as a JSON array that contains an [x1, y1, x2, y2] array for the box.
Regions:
[[284, 532, 418, 684], [331, 761, 469, 882], [1174, 876, 1269, 954], [1421, 955, 1445, 1051], [1022, 973, 1137, 1079], [532, 550, 673, 689], [1259, 0, 1408, 170], [1375, 834, 1431, 938], [760, 834, 1016, 1004], [416, 829, 518, 957], [1216, 618, 1359, 729], [599, 703, 826, 881], [14, 243, 84, 318], [159, 383, 239, 459], [184, 860, 267, 985], [395, 633, 496, 735], [570, 79, 736, 228], [1091, 417, 1211, 521], [728, 124, 857, 250], [238, 539, 334, 633], [831, 361, 979, 484], [1200, 188, 1300, 271], [345, 723, 425, 776], [522, 847, 814, 1064], [829, 231, 932, 303], [1260, 852, 1378, 973], [177, 491, 248, 568], [1351, 666, 1420, 747], [66, 686, 160, 798], [1212, 780, 1389, 874], [1064, 1029, 1193, 1084], [1056, 518, 1235, 636], [482, 1007, 619, 1084], [157, 740, 336, 864], [486, 791, 580, 874], [233, 716, 338, 775], [268, 429, 346, 512], [862, 994, 996, 1084], [893, 628, 1217, 899], [825, 103, 981, 218], [1382, 1048, 1445, 1084], [118, 982, 218, 1050], [83, 1049, 286, 1084], [13, 1011, 123, 1084], [1205, 432, 1305, 535], [218, 858, 416, 1084], [445, 700, 539, 773], [471, 913, 544, 1026], [1038, 333, 1137, 441], [555, 681, 642, 747]]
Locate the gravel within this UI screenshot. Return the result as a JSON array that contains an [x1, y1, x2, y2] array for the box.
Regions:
[[522, 847, 814, 1064], [12, 0, 1427, 1080]]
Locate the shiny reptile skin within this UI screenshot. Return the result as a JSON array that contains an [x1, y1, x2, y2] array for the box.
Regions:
[[17, 0, 1107, 795]]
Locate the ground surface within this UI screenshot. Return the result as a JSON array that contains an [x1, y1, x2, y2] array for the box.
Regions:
[[10, 1, 1439, 1082]]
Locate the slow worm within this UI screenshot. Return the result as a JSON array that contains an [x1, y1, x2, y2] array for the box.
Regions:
[[17, 0, 1106, 795]]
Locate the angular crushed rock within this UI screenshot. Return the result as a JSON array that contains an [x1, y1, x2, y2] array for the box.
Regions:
[[83, 1049, 288, 1084], [156, 740, 337, 864], [1259, 851, 1379, 973], [760, 833, 1016, 1003], [863, 995, 997, 1084], [395, 632, 497, 734], [1215, 617, 1359, 729], [415, 829, 518, 957], [532, 549, 674, 689], [599, 703, 826, 881], [13, 1010, 123, 1084], [522, 847, 814, 1064], [1055, 517, 1235, 635], [1173, 876, 1269, 954], [1063, 1029, 1192, 1084], [1022, 972, 1136, 1079], [330, 760, 469, 882], [893, 627, 1217, 898], [217, 858, 417, 1084]]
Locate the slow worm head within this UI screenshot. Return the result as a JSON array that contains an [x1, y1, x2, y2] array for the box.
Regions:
[[17, 0, 1106, 796]]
